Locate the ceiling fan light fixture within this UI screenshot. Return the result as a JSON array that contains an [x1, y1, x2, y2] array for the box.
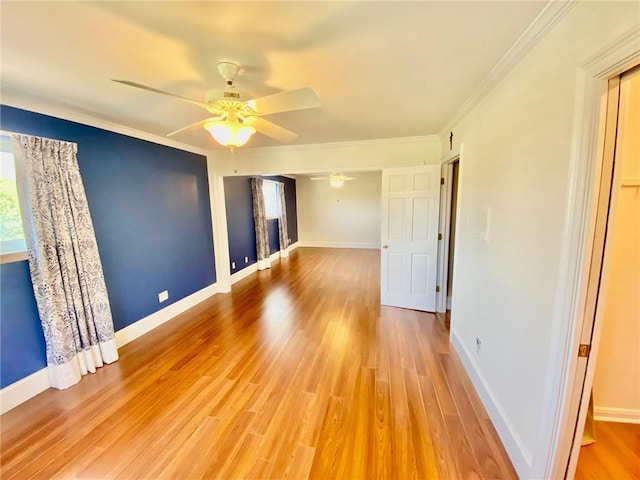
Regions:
[[330, 176, 345, 188], [204, 120, 256, 148]]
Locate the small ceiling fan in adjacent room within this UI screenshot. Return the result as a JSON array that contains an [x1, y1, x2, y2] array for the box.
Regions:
[[112, 62, 320, 150], [310, 172, 355, 188]]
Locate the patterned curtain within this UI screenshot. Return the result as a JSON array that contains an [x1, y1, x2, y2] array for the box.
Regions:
[[278, 182, 290, 258], [251, 177, 271, 270], [13, 134, 118, 390]]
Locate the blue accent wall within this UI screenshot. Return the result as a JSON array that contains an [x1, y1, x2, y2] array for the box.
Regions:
[[224, 176, 257, 271], [0, 261, 47, 388], [224, 176, 298, 274], [0, 105, 216, 387]]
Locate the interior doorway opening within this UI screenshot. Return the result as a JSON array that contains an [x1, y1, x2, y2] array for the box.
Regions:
[[436, 152, 461, 326], [446, 159, 460, 317], [565, 64, 640, 479]]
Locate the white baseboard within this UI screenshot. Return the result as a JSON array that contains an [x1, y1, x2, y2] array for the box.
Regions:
[[0, 282, 221, 414], [231, 263, 258, 284], [450, 330, 533, 478], [0, 368, 49, 415], [115, 282, 219, 348], [298, 241, 379, 249], [594, 406, 640, 424], [230, 243, 299, 285]]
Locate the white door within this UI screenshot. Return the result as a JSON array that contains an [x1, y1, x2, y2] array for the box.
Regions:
[[381, 165, 441, 311]]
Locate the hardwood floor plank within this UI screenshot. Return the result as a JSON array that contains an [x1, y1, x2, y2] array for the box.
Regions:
[[405, 369, 440, 479], [576, 421, 640, 480], [374, 378, 396, 479], [417, 373, 462, 480], [387, 316, 419, 479], [307, 395, 347, 478], [0, 247, 516, 479]]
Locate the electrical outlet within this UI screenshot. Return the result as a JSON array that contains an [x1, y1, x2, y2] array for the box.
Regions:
[[231, 261, 236, 269], [476, 337, 482, 355], [244, 256, 248, 263], [158, 290, 169, 303]]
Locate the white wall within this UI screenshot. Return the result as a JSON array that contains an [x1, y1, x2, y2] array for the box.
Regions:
[[208, 135, 441, 176], [593, 66, 640, 423], [208, 135, 441, 254], [297, 173, 381, 248], [442, 2, 640, 477]]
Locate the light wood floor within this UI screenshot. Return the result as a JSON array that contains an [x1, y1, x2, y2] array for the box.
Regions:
[[0, 247, 516, 479], [576, 421, 640, 480]]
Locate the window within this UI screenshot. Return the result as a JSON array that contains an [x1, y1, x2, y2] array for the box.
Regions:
[[0, 135, 27, 263], [262, 180, 280, 219]]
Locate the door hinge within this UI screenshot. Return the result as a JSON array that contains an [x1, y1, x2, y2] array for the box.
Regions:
[[436, 285, 441, 293], [578, 344, 591, 358], [440, 177, 445, 185], [438, 233, 443, 240]]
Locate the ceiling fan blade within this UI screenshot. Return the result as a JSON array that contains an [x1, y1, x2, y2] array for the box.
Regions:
[[167, 118, 216, 137], [310, 177, 329, 180], [112, 80, 211, 109], [247, 87, 320, 115], [248, 117, 298, 143]]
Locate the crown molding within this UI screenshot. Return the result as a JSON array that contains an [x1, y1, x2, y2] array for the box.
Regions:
[[0, 87, 210, 157], [583, 25, 640, 77], [439, 0, 577, 138], [1, 87, 440, 157], [235, 134, 440, 156]]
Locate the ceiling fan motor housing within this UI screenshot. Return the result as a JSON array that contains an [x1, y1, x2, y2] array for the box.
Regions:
[[206, 61, 253, 107], [204, 87, 252, 105]]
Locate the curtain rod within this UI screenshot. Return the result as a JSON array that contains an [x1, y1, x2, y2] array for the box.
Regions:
[[0, 130, 66, 143]]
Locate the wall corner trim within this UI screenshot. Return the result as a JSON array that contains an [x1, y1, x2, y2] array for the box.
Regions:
[[450, 330, 533, 478], [439, 0, 577, 138]]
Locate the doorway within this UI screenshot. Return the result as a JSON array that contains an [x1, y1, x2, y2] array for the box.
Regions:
[[566, 64, 640, 479], [446, 160, 460, 317], [436, 153, 461, 321]]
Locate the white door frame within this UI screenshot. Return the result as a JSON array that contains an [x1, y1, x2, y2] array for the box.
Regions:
[[532, 27, 640, 479], [436, 146, 463, 314]]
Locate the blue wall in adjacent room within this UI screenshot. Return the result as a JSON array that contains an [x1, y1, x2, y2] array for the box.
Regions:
[[268, 219, 280, 255], [0, 105, 216, 388], [224, 176, 298, 274]]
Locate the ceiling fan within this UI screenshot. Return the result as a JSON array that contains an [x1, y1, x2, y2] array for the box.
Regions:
[[112, 62, 320, 150], [310, 172, 355, 188]]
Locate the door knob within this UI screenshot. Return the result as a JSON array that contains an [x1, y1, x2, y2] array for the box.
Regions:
[[382, 244, 389, 249]]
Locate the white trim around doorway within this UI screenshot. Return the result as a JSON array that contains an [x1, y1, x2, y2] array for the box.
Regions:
[[436, 146, 463, 314], [531, 26, 640, 480]]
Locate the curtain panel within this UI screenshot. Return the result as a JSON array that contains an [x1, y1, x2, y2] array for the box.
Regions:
[[251, 177, 271, 270], [278, 182, 290, 259], [13, 134, 118, 390]]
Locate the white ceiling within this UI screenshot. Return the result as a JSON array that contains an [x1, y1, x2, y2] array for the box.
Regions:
[[0, 1, 547, 151]]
